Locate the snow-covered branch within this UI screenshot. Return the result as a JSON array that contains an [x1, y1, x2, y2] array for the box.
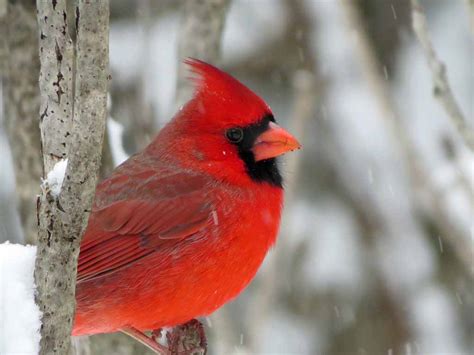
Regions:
[[34, 0, 109, 353], [411, 0, 474, 151]]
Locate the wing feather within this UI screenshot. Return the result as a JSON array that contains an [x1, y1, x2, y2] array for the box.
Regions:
[[77, 167, 213, 283]]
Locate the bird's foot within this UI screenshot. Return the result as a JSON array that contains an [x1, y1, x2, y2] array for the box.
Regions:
[[122, 319, 207, 355], [167, 319, 207, 355]]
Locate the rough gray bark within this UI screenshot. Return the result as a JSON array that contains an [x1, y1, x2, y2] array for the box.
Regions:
[[2, 0, 42, 244], [36, 0, 74, 173], [411, 0, 474, 151], [176, 0, 231, 105], [34, 0, 109, 354]]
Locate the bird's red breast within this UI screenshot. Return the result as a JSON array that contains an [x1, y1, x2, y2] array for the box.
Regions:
[[72, 60, 300, 336]]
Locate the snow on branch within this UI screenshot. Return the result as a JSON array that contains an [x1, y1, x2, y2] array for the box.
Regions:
[[411, 0, 474, 151], [43, 159, 68, 197]]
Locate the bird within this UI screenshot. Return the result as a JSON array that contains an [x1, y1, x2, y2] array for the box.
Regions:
[[72, 59, 301, 350]]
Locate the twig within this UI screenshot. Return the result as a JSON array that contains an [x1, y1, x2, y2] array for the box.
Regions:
[[339, 0, 473, 276], [175, 0, 231, 106], [34, 0, 109, 353], [411, 0, 474, 151]]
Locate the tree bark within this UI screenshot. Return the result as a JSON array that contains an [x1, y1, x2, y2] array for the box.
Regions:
[[34, 0, 109, 354], [2, 0, 42, 244], [175, 0, 231, 105]]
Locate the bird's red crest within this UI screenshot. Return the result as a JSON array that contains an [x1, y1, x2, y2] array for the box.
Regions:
[[184, 58, 271, 126]]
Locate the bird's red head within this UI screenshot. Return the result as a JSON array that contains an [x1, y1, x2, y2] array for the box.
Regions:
[[153, 59, 301, 188], [185, 58, 272, 127]]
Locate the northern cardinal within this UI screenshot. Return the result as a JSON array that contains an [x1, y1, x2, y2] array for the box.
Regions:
[[72, 60, 300, 342]]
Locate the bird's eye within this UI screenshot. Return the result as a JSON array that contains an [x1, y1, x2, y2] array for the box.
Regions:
[[225, 127, 244, 143]]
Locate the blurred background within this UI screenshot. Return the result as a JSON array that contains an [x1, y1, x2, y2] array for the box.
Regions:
[[1, 0, 473, 354]]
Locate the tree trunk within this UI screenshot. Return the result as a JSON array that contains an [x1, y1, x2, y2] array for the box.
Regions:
[[2, 0, 42, 244], [34, 0, 109, 353]]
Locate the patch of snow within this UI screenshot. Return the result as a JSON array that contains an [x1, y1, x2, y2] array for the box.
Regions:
[[107, 118, 129, 166], [0, 242, 41, 354], [110, 15, 179, 123], [45, 159, 68, 197], [290, 200, 365, 295], [0, 135, 23, 243], [222, 0, 287, 63], [261, 310, 318, 355], [146, 15, 179, 121], [409, 285, 465, 354]]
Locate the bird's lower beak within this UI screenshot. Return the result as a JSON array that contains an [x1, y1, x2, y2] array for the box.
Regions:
[[252, 122, 301, 162]]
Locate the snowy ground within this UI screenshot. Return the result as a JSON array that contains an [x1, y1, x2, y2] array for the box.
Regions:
[[0, 243, 41, 354]]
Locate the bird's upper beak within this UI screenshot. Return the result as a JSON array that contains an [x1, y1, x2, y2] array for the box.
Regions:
[[252, 122, 301, 162]]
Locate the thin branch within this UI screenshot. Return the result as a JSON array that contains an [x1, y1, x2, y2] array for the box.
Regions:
[[411, 0, 474, 151], [175, 0, 231, 106], [34, 0, 109, 353], [339, 0, 473, 277]]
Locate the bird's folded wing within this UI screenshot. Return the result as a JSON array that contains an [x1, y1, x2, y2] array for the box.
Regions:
[[77, 171, 213, 283]]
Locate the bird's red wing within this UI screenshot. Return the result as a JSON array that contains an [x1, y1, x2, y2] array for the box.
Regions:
[[77, 169, 213, 283]]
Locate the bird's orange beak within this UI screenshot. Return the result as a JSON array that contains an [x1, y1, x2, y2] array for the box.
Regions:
[[252, 122, 301, 162]]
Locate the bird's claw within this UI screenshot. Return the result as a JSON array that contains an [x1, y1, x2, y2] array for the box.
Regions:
[[167, 319, 207, 355], [122, 319, 207, 355]]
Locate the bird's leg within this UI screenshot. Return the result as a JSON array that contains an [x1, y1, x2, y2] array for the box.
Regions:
[[121, 327, 170, 355]]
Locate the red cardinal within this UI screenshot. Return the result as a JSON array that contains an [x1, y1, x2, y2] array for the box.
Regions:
[[72, 60, 300, 341]]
